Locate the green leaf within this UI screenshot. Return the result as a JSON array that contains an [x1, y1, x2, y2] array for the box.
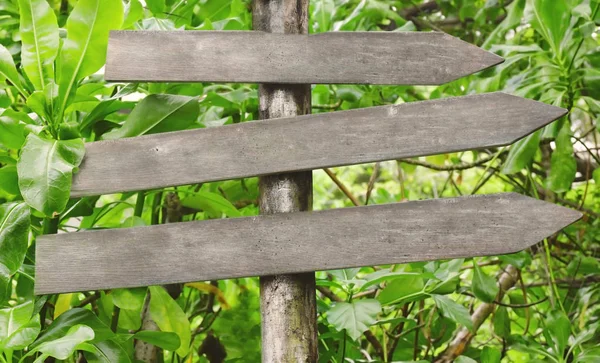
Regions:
[[0, 44, 25, 96], [360, 270, 424, 291], [471, 261, 499, 303], [17, 133, 85, 217], [148, 286, 191, 357], [593, 168, 600, 185], [58, 0, 124, 118], [102, 94, 199, 140], [481, 347, 502, 363], [0, 300, 41, 350], [0, 166, 20, 195], [111, 287, 146, 310], [493, 306, 510, 338], [18, 0, 59, 90], [0, 202, 30, 303], [33, 324, 94, 359], [327, 299, 381, 341], [31, 308, 115, 349], [82, 339, 132, 363], [547, 123, 576, 193], [181, 191, 241, 218], [545, 311, 570, 356], [378, 274, 425, 305], [502, 130, 540, 174], [146, 0, 165, 15], [0, 115, 27, 149], [455, 356, 478, 363], [123, 0, 143, 28], [531, 0, 572, 57], [498, 251, 532, 269], [432, 295, 473, 331], [133, 331, 181, 351]]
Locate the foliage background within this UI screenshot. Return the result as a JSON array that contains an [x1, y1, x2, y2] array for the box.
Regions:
[[0, 0, 599, 362]]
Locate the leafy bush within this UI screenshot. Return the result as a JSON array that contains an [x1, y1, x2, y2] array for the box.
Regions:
[[0, 0, 598, 362]]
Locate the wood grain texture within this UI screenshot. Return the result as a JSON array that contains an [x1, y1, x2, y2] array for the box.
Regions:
[[105, 31, 503, 85], [35, 193, 581, 294], [71, 92, 566, 197]]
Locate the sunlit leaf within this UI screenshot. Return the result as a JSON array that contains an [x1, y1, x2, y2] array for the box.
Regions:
[[181, 191, 240, 218], [0, 44, 25, 96], [17, 133, 85, 217], [58, 0, 124, 117], [102, 94, 199, 140], [133, 331, 180, 351], [18, 0, 59, 90], [0, 300, 40, 350], [0, 202, 30, 303], [148, 286, 191, 356], [33, 324, 94, 359]]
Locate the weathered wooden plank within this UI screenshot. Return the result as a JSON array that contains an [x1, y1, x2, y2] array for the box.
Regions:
[[105, 31, 503, 85], [71, 93, 566, 197], [35, 193, 581, 294]]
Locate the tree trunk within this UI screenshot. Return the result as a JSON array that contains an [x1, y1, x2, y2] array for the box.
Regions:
[[135, 193, 183, 362], [253, 1, 318, 362]]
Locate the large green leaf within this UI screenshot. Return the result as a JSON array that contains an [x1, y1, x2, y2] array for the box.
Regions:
[[58, 0, 123, 118], [545, 311, 570, 357], [481, 346, 502, 363], [133, 331, 181, 351], [501, 130, 541, 174], [327, 299, 381, 341], [181, 191, 241, 218], [378, 274, 425, 305], [82, 339, 132, 363], [33, 324, 94, 359], [0, 202, 30, 303], [111, 287, 146, 310], [471, 261, 499, 303], [547, 123, 576, 193], [360, 269, 425, 291], [0, 300, 40, 350], [0, 44, 25, 96], [148, 285, 190, 356], [31, 308, 115, 349], [0, 115, 27, 149], [18, 0, 59, 91], [123, 0, 143, 28], [531, 0, 572, 58], [17, 133, 85, 217], [0, 166, 20, 196], [431, 295, 473, 331], [101, 94, 199, 140]]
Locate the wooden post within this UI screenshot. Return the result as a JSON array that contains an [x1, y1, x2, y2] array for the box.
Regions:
[[252, 1, 318, 362]]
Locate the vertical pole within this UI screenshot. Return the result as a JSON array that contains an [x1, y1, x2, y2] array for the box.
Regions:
[[252, 1, 318, 362]]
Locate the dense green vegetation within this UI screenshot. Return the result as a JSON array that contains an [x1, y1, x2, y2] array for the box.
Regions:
[[0, 0, 599, 362]]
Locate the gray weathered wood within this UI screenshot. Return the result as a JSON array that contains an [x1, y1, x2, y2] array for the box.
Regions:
[[71, 92, 566, 197], [253, 1, 317, 362], [35, 193, 581, 294], [105, 31, 503, 85]]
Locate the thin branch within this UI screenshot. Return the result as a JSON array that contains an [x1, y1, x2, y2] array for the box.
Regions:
[[323, 168, 361, 206], [399, 153, 498, 172]]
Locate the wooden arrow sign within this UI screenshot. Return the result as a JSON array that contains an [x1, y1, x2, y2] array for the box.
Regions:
[[71, 93, 565, 197], [35, 193, 580, 294], [105, 31, 503, 85]]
